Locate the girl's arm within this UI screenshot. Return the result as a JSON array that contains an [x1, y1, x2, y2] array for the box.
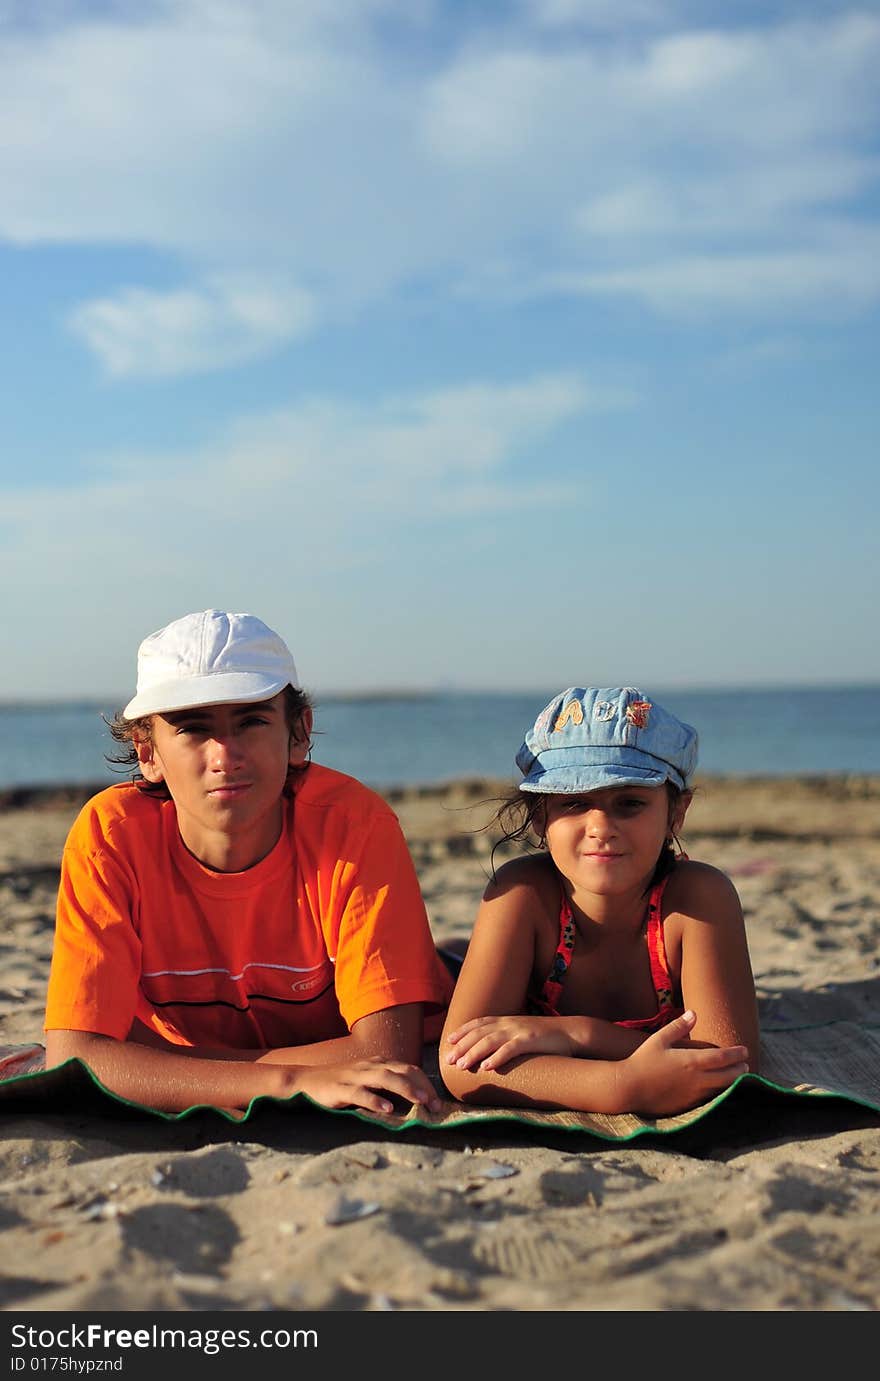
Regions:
[[439, 864, 751, 1116], [665, 861, 761, 1071], [444, 1011, 645, 1071], [442, 860, 654, 1075]]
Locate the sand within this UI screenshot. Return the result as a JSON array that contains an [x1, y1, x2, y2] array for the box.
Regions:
[[1, 773, 879, 1313]]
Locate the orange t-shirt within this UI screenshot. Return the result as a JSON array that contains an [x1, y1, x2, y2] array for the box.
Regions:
[[45, 764, 453, 1049]]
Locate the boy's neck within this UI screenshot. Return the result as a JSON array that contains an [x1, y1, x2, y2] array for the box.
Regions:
[[174, 800, 286, 873]]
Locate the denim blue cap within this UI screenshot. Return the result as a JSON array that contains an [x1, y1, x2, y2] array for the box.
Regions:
[[516, 687, 698, 794]]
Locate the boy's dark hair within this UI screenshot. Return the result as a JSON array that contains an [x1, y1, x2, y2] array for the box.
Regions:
[[486, 780, 688, 890], [104, 685, 314, 797]]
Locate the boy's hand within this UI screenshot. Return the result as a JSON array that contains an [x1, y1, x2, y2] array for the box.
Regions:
[[622, 1010, 749, 1115], [444, 1014, 576, 1071], [292, 1058, 442, 1116]]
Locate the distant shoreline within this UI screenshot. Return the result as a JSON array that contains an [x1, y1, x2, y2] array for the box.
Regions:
[[0, 689, 446, 711], [3, 680, 880, 711], [3, 770, 880, 817]]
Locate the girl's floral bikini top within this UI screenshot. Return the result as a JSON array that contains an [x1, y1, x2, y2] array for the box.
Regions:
[[528, 872, 683, 1032]]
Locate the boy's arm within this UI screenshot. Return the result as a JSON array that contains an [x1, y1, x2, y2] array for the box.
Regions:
[[327, 808, 453, 1039], [255, 1002, 426, 1066], [45, 1028, 296, 1112], [45, 1021, 439, 1116], [128, 1003, 424, 1066]]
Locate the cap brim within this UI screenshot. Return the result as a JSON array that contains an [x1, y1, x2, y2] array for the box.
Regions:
[[519, 762, 684, 793], [123, 673, 292, 719]]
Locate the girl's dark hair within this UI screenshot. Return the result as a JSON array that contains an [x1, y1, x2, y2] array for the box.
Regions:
[[486, 780, 688, 891], [104, 685, 314, 797]]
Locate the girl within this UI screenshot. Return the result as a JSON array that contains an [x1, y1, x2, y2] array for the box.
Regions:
[[440, 686, 759, 1117]]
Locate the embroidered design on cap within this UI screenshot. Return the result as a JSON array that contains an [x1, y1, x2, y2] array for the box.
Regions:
[[625, 700, 652, 728], [531, 704, 556, 736], [554, 701, 585, 732]]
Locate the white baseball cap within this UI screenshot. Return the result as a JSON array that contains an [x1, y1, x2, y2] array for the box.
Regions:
[[123, 610, 299, 719]]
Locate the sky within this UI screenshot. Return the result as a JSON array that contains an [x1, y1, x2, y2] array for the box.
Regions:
[[1, 0, 879, 701]]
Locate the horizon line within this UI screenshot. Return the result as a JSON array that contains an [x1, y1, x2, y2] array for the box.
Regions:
[[2, 678, 880, 710]]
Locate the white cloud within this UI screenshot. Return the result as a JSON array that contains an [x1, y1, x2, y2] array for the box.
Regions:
[[2, 370, 619, 560], [549, 228, 880, 317], [67, 276, 316, 377], [712, 335, 819, 374], [0, 3, 420, 256], [422, 14, 880, 166], [519, 0, 673, 29], [1, 2, 878, 369], [575, 158, 880, 238], [0, 368, 628, 693], [203, 372, 624, 508]]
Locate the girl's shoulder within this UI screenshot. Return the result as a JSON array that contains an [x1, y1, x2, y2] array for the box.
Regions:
[[483, 851, 560, 906], [662, 857, 741, 914]]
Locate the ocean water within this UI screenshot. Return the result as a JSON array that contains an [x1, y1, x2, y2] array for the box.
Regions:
[[1, 685, 879, 793]]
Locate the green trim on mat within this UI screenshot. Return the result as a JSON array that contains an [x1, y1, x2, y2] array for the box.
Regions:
[[743, 1073, 880, 1114], [1, 1055, 730, 1137], [2, 1060, 877, 1140], [0, 1056, 254, 1122], [760, 1019, 880, 1033], [308, 1080, 743, 1140]]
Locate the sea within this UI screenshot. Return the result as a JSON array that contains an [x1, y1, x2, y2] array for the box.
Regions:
[[1, 685, 880, 794]]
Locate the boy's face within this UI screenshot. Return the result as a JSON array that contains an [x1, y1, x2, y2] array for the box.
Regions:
[[135, 693, 311, 870]]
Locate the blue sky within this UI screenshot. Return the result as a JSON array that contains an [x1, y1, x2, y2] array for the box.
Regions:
[[2, 0, 878, 701]]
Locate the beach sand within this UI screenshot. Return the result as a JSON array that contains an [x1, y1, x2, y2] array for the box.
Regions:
[[1, 774, 879, 1313]]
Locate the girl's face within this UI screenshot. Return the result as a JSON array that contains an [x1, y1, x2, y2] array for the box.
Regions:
[[540, 784, 689, 898]]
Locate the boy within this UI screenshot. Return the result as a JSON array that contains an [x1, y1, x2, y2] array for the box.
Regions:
[[44, 609, 454, 1115]]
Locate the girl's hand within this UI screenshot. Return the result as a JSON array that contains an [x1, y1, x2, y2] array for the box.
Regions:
[[293, 1058, 441, 1116], [444, 1015, 576, 1071], [622, 1011, 750, 1115]]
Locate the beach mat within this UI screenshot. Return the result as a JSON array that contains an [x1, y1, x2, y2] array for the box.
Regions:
[[3, 983, 879, 1142]]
